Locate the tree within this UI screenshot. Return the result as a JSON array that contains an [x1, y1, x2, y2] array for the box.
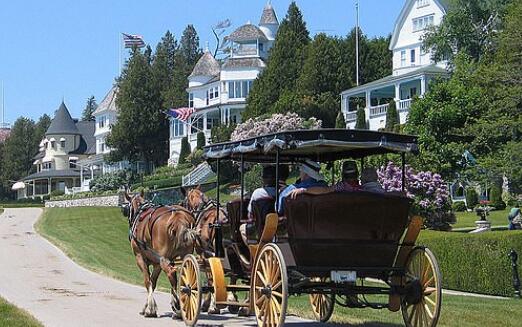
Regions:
[[196, 132, 205, 150], [35, 114, 51, 141], [1, 118, 37, 183], [244, 1, 310, 119], [335, 111, 345, 129], [107, 48, 166, 168], [180, 25, 202, 69], [81, 96, 97, 121], [355, 107, 366, 129], [178, 136, 191, 164], [385, 100, 399, 132], [151, 31, 179, 109]]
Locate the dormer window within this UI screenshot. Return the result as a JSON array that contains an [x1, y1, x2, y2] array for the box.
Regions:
[[417, 0, 429, 8], [49, 137, 56, 149], [60, 137, 66, 148]]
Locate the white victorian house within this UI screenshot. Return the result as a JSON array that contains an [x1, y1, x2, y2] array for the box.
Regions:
[[168, 3, 279, 165], [341, 0, 449, 130]]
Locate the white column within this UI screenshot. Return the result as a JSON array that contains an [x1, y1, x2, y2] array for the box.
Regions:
[[365, 91, 371, 109], [394, 83, 401, 101], [420, 76, 426, 95], [203, 113, 208, 131]]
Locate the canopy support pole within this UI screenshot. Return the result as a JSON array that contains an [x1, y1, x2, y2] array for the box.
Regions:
[[240, 154, 244, 220], [214, 158, 224, 258], [275, 149, 280, 212], [401, 153, 406, 192]]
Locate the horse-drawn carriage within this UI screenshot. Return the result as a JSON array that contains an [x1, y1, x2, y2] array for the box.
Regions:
[[176, 129, 441, 327]]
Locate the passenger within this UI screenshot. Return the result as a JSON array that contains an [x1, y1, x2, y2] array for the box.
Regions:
[[278, 159, 327, 214], [240, 165, 289, 245], [360, 167, 385, 193], [288, 160, 360, 198]]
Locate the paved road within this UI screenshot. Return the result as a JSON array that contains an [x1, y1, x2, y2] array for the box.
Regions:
[[0, 208, 321, 327]]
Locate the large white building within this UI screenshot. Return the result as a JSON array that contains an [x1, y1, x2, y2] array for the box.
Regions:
[[168, 3, 279, 165], [341, 0, 449, 130]]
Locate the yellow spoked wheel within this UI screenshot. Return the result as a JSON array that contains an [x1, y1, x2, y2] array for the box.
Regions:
[[309, 278, 335, 323], [253, 243, 288, 327], [401, 247, 442, 327], [178, 254, 201, 326]]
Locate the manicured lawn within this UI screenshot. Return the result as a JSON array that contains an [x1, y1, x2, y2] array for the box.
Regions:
[[0, 208, 3, 215], [453, 208, 510, 229], [0, 297, 42, 327], [37, 207, 522, 326]]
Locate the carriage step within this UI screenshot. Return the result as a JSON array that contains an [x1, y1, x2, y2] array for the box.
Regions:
[[216, 301, 250, 307], [226, 285, 250, 290]]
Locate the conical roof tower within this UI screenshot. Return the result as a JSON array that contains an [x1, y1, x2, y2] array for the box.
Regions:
[[46, 102, 79, 135]]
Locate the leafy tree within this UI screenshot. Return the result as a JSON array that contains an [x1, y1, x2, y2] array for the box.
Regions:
[[385, 100, 399, 132], [244, 1, 310, 119], [1, 118, 37, 183], [35, 114, 51, 141], [422, 0, 512, 65], [210, 124, 236, 144], [465, 188, 479, 208], [81, 96, 97, 121], [196, 131, 205, 149], [178, 136, 191, 164], [107, 48, 166, 168], [355, 107, 366, 129]]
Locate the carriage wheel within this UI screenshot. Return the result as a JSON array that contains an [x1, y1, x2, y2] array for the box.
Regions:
[[178, 254, 201, 327], [309, 278, 335, 323], [253, 243, 288, 327], [401, 247, 442, 327]]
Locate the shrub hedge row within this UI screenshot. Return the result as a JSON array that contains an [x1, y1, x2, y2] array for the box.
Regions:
[[418, 230, 522, 297], [131, 176, 183, 190]]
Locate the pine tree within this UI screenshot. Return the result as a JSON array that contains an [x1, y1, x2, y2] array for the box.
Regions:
[[35, 114, 51, 140], [81, 96, 97, 121], [244, 1, 310, 119], [385, 100, 399, 132], [180, 25, 202, 69], [196, 132, 205, 150], [335, 111, 346, 128], [1, 117, 37, 183], [355, 107, 366, 129], [179, 136, 191, 164], [107, 48, 166, 168], [152, 31, 180, 109]]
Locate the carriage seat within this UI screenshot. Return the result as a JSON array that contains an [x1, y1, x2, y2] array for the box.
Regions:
[[285, 191, 413, 275]]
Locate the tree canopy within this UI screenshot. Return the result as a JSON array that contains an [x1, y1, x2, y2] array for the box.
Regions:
[[81, 96, 97, 121]]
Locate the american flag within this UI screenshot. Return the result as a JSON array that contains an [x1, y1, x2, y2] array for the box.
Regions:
[[167, 107, 195, 122], [122, 33, 145, 48]]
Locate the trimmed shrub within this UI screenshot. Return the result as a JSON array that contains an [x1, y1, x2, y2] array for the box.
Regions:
[[196, 132, 206, 150], [419, 230, 522, 297], [466, 188, 479, 208], [355, 107, 366, 129], [50, 190, 65, 197], [335, 111, 345, 128], [130, 176, 182, 190], [90, 170, 134, 192], [179, 136, 191, 164], [385, 100, 399, 132], [186, 149, 204, 168], [452, 201, 467, 212], [489, 184, 506, 210]]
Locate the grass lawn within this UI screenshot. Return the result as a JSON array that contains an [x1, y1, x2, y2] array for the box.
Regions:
[[0, 297, 42, 327], [37, 207, 522, 326], [453, 208, 510, 229], [0, 208, 3, 215]]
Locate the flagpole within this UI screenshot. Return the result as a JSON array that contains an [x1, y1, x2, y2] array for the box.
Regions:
[[355, 0, 360, 86], [119, 32, 122, 77]]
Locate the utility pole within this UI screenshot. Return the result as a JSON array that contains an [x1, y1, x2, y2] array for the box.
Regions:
[[355, 0, 360, 86]]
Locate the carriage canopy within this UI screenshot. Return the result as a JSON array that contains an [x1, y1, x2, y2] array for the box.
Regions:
[[203, 129, 418, 162]]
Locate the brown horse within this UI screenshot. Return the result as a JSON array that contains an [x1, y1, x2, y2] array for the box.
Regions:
[[185, 187, 231, 314], [124, 191, 198, 318]]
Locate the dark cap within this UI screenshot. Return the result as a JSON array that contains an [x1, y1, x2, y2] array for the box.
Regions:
[[342, 161, 358, 177]]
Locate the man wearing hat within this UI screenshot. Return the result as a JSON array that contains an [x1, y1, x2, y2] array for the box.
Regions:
[[288, 160, 362, 198], [277, 159, 327, 215]]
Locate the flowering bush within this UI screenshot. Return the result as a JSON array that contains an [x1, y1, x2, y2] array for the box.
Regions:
[[231, 112, 322, 141], [378, 162, 455, 230]]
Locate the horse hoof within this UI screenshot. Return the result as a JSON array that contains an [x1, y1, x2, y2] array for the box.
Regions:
[[144, 312, 158, 318], [238, 307, 251, 317], [208, 307, 221, 315]]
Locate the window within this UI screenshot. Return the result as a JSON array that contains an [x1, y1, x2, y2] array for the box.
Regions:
[[410, 87, 417, 98], [42, 162, 52, 171], [206, 117, 220, 130], [171, 119, 184, 137], [228, 80, 253, 99], [50, 140, 56, 148], [411, 49, 416, 64], [99, 141, 105, 153], [413, 15, 435, 32], [188, 93, 194, 108], [400, 50, 406, 67], [69, 160, 77, 169], [98, 116, 105, 128], [259, 43, 264, 52], [416, 0, 429, 8], [60, 139, 66, 148]]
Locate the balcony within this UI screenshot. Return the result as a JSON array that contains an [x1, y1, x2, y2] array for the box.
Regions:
[[346, 112, 357, 122], [369, 99, 413, 118]]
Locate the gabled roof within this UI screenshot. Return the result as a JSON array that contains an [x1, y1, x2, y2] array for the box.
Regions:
[[94, 85, 118, 115], [189, 51, 221, 78], [389, 0, 449, 50], [226, 24, 268, 42], [46, 102, 80, 135], [260, 3, 279, 25]]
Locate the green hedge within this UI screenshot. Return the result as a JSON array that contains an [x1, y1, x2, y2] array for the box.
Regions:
[[131, 176, 182, 190], [419, 230, 522, 297]]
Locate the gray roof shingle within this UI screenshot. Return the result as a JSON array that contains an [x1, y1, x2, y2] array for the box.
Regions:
[[46, 102, 80, 135], [222, 57, 266, 69], [260, 3, 278, 25], [94, 85, 118, 115], [72, 121, 96, 155], [226, 24, 268, 42], [23, 169, 81, 181], [189, 52, 221, 77]]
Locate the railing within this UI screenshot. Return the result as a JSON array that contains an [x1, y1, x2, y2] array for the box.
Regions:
[[369, 104, 389, 117], [398, 99, 412, 112], [346, 112, 357, 122], [182, 162, 216, 187]]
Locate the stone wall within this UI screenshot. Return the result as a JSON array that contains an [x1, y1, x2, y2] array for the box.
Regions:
[[45, 195, 121, 208]]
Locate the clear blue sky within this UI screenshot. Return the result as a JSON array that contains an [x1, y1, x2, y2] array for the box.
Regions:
[[0, 0, 404, 124]]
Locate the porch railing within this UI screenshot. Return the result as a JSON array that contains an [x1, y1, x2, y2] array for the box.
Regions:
[[182, 162, 216, 187], [346, 112, 357, 122], [398, 99, 412, 112], [369, 104, 389, 117]]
